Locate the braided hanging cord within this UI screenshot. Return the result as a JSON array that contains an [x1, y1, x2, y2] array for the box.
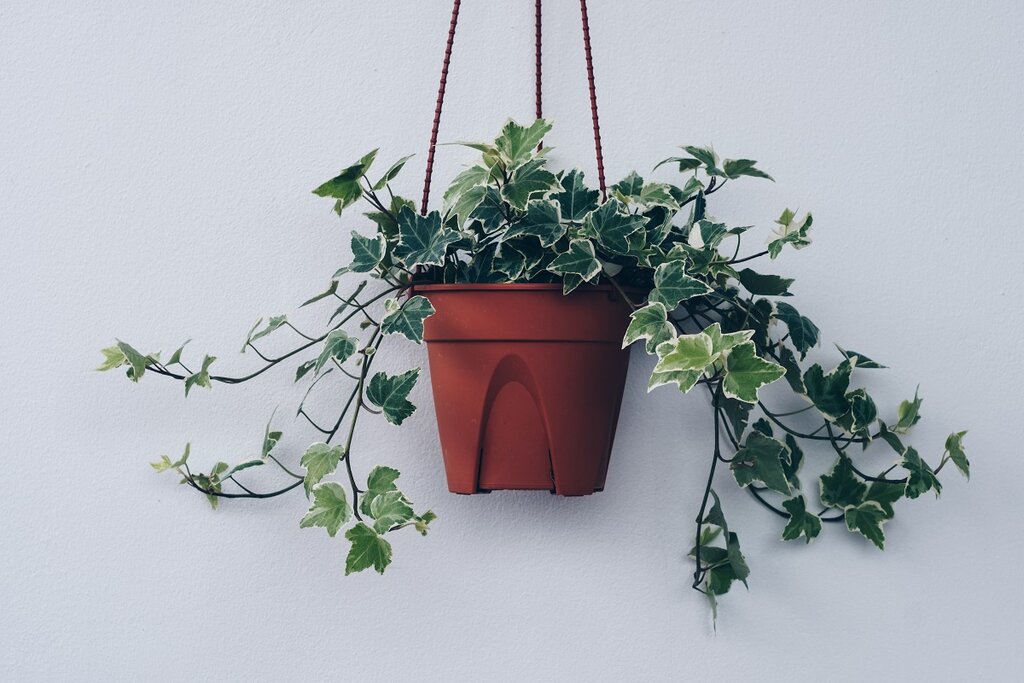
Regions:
[[579, 0, 607, 199], [420, 0, 462, 215]]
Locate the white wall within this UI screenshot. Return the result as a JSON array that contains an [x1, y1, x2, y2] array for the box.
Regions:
[[2, 1, 1022, 680]]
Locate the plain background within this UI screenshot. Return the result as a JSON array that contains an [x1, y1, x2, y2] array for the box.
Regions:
[[2, 1, 1022, 680]]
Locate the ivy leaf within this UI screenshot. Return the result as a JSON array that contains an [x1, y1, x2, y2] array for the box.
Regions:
[[648, 260, 712, 309], [243, 315, 287, 352], [782, 433, 804, 488], [360, 465, 401, 517], [380, 296, 435, 344], [555, 169, 600, 221], [895, 388, 923, 433], [300, 442, 343, 495], [262, 419, 282, 458], [503, 200, 565, 247], [738, 268, 794, 296], [184, 355, 216, 396], [622, 302, 675, 354], [584, 200, 646, 255], [314, 329, 357, 376], [702, 322, 753, 358], [501, 158, 560, 210], [945, 431, 970, 479], [366, 195, 415, 243], [299, 482, 352, 537], [367, 369, 419, 426], [344, 522, 393, 575], [844, 502, 888, 550], [774, 302, 819, 358], [681, 145, 722, 175], [611, 171, 644, 197], [368, 490, 416, 534], [777, 345, 805, 394], [836, 345, 886, 369], [414, 510, 438, 535], [864, 480, 904, 518], [313, 149, 377, 214], [720, 396, 753, 440], [902, 447, 941, 499], [722, 342, 785, 403], [730, 432, 791, 495], [151, 443, 191, 473], [722, 158, 774, 181], [781, 495, 822, 543], [495, 118, 552, 167], [819, 456, 867, 508], [547, 239, 602, 292], [443, 165, 490, 215], [449, 184, 488, 230], [348, 232, 387, 273], [803, 360, 852, 419], [768, 209, 813, 258], [394, 206, 460, 268], [116, 341, 150, 382], [97, 346, 128, 371], [653, 333, 715, 373], [372, 154, 414, 191], [841, 388, 878, 436], [166, 340, 190, 367]]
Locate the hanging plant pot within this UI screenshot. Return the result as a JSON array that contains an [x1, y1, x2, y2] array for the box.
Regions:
[[414, 283, 632, 496]]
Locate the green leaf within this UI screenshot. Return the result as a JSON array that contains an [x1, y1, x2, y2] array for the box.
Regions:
[[720, 396, 753, 440], [380, 296, 435, 344], [151, 443, 190, 473], [703, 322, 754, 357], [844, 388, 878, 435], [864, 480, 903, 518], [394, 206, 461, 268], [768, 210, 813, 258], [585, 200, 646, 255], [902, 447, 941, 499], [314, 329, 357, 376], [803, 360, 852, 419], [738, 268, 794, 296], [166, 340, 190, 367], [300, 482, 352, 537], [503, 199, 565, 247], [116, 341, 150, 382], [344, 522, 393, 575], [782, 433, 804, 488], [300, 280, 339, 308], [184, 355, 216, 396], [652, 333, 715, 379], [313, 149, 377, 213], [775, 302, 819, 358], [819, 456, 866, 508], [367, 369, 419, 426], [368, 490, 416, 534], [731, 432, 791, 494], [722, 158, 774, 181], [495, 118, 552, 166], [895, 388, 923, 433], [844, 502, 888, 549], [648, 259, 712, 309], [777, 345, 805, 394], [360, 465, 401, 517], [611, 171, 644, 198], [546, 239, 601, 291], [501, 158, 560, 210], [244, 315, 287, 351], [722, 342, 785, 403], [443, 165, 490, 219], [835, 345, 886, 369], [300, 442, 343, 495], [945, 431, 970, 479], [414, 510, 438, 535], [622, 302, 675, 354], [681, 145, 722, 175], [372, 154, 413, 191], [97, 345, 127, 371], [262, 419, 282, 458], [555, 169, 600, 221], [348, 232, 387, 273], [781, 495, 822, 543]]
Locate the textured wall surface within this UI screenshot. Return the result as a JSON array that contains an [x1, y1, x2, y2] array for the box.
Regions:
[[2, 1, 1022, 680]]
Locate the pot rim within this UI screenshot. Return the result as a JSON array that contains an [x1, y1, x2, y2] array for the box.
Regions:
[[411, 282, 614, 293]]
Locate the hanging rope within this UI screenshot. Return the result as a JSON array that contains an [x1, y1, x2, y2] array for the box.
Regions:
[[420, 0, 462, 215], [535, 0, 543, 121], [579, 0, 607, 199]]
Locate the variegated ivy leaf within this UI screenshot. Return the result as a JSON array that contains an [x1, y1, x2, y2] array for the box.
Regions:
[[494, 118, 553, 167], [844, 501, 887, 550], [803, 360, 852, 419], [503, 199, 565, 247], [819, 456, 866, 509], [380, 296, 435, 344], [501, 158, 560, 210], [313, 149, 377, 215], [768, 209, 813, 258], [300, 442, 343, 495], [443, 165, 489, 215], [367, 369, 419, 426], [738, 268, 794, 296], [781, 495, 822, 543], [345, 522, 393, 575], [894, 388, 923, 433], [347, 232, 386, 273], [555, 169, 600, 222], [835, 345, 886, 369], [703, 322, 754, 357], [368, 490, 415, 534], [774, 302, 819, 358], [945, 431, 970, 479], [394, 206, 461, 268], [585, 200, 646, 255], [648, 259, 712, 309], [730, 432, 791, 495], [114, 340, 152, 382], [722, 342, 785, 404], [836, 388, 878, 436], [721, 158, 774, 181], [612, 171, 678, 209], [612, 171, 643, 197], [547, 239, 601, 292], [648, 334, 714, 393], [360, 465, 401, 518], [681, 145, 722, 175], [372, 154, 414, 191], [902, 447, 941, 499], [622, 302, 676, 354], [493, 243, 528, 280], [448, 183, 488, 230], [184, 355, 216, 396], [151, 442, 191, 472], [865, 480, 903, 518], [97, 345, 128, 372], [299, 482, 352, 537], [243, 315, 287, 352], [314, 329, 357, 375]]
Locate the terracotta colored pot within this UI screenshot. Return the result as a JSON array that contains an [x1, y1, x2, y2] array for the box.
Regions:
[[415, 283, 632, 496]]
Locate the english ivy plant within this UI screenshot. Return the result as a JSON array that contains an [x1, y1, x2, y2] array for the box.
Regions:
[[101, 118, 969, 608]]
